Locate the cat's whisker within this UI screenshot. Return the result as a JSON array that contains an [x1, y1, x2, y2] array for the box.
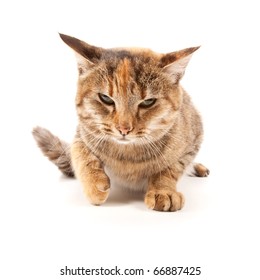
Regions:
[[143, 134, 175, 180], [82, 130, 109, 156], [144, 135, 170, 165], [138, 136, 164, 176], [74, 132, 108, 162]]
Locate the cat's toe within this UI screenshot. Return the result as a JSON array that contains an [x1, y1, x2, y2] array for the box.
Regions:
[[170, 191, 185, 211], [145, 191, 171, 211], [144, 190, 184, 212], [84, 174, 110, 205], [86, 186, 110, 205]]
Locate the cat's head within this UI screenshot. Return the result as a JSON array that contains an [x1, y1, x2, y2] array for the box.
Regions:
[[60, 34, 199, 145]]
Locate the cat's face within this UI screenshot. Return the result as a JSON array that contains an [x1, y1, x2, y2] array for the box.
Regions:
[[60, 34, 199, 145], [76, 55, 181, 145]]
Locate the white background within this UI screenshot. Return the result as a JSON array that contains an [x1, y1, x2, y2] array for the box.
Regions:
[[0, 0, 259, 279]]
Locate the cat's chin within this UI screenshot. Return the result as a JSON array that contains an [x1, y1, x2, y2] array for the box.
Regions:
[[111, 136, 136, 145]]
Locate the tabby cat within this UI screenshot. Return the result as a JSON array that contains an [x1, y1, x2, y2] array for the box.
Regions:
[[33, 34, 209, 212]]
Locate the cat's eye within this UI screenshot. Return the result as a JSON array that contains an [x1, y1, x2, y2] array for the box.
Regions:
[[99, 93, 115, 105], [139, 98, 157, 108]]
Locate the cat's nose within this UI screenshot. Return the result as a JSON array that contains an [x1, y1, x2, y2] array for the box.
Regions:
[[117, 125, 133, 136]]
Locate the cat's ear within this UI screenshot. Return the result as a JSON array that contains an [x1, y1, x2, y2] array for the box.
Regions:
[[59, 33, 103, 75], [160, 46, 200, 84]]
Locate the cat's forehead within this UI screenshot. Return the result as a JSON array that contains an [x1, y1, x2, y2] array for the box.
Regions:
[[99, 48, 162, 85], [99, 52, 160, 96], [107, 47, 159, 58], [101, 47, 161, 66]]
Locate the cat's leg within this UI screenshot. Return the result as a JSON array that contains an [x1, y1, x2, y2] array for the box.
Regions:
[[144, 168, 184, 212], [71, 139, 110, 205]]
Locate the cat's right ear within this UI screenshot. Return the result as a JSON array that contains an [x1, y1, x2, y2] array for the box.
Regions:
[[59, 33, 103, 75]]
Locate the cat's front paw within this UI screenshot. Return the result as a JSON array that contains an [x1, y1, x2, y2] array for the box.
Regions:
[[144, 190, 185, 212], [84, 172, 110, 205]]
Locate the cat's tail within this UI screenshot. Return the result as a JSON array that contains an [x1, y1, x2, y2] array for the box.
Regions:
[[32, 126, 74, 177]]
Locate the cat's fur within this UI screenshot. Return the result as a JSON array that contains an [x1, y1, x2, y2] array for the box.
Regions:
[[32, 34, 209, 212]]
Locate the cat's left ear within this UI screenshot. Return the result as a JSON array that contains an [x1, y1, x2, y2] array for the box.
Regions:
[[160, 46, 200, 84]]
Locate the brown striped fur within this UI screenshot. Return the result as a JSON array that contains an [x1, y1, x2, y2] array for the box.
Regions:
[[32, 34, 209, 212]]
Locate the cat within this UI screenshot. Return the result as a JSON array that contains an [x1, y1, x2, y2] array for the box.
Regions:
[[32, 33, 209, 212]]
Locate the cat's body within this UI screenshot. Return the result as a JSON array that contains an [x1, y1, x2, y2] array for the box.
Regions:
[[33, 34, 209, 212]]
